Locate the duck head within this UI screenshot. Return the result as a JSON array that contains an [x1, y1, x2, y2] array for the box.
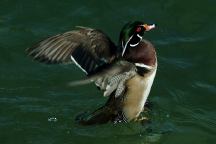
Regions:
[[119, 21, 155, 57]]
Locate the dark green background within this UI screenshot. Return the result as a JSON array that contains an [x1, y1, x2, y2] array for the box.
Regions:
[[0, 0, 215, 144]]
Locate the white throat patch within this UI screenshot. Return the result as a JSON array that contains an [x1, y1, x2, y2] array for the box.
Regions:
[[129, 43, 139, 47], [122, 34, 142, 56]]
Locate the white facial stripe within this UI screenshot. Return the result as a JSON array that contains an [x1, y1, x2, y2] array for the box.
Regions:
[[71, 56, 88, 74], [135, 63, 153, 70], [122, 35, 133, 56], [121, 40, 124, 49]]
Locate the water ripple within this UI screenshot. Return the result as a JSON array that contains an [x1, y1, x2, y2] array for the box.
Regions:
[[173, 106, 216, 134], [155, 36, 206, 46], [0, 86, 40, 92], [159, 56, 193, 69], [192, 81, 216, 94]]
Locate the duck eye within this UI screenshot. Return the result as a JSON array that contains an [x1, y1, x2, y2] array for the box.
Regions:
[[136, 27, 142, 32]]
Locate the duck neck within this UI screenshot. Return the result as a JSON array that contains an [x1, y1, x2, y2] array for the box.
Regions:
[[123, 39, 157, 67]]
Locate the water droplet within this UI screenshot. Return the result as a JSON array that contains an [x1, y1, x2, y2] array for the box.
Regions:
[[48, 117, 58, 122], [139, 134, 142, 137], [166, 114, 170, 118]]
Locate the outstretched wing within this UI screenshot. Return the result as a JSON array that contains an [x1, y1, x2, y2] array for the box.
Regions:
[[26, 26, 117, 74], [69, 60, 137, 97]]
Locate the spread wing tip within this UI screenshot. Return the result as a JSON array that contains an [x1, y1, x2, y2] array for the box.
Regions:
[[25, 47, 62, 64]]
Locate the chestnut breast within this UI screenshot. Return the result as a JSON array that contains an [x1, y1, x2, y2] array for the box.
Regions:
[[123, 39, 157, 67]]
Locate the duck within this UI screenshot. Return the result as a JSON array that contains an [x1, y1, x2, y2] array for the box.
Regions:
[[26, 21, 157, 125]]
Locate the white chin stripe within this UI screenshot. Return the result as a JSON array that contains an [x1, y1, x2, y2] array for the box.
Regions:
[[128, 34, 142, 48], [70, 56, 88, 74], [137, 34, 142, 39], [122, 34, 142, 56], [135, 63, 153, 70], [130, 43, 139, 47]]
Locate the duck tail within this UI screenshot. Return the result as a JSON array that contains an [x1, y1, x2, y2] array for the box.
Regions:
[[75, 96, 121, 125], [75, 105, 116, 125]]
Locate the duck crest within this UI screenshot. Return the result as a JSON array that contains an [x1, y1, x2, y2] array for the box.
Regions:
[[119, 21, 145, 56]]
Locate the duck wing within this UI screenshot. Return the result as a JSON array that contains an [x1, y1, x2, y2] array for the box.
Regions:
[[26, 26, 117, 75], [69, 60, 137, 97]]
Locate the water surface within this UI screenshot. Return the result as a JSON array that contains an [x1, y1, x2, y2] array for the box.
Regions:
[[0, 0, 216, 143]]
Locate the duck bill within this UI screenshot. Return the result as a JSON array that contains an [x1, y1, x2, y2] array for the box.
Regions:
[[143, 24, 156, 31]]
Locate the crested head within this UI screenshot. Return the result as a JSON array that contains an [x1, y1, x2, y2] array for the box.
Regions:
[[119, 21, 155, 56]]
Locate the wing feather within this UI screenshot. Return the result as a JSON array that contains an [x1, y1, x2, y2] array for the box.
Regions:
[[26, 27, 117, 74], [69, 61, 137, 97]]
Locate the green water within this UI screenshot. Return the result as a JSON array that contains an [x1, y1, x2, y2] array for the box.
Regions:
[[0, 0, 216, 143]]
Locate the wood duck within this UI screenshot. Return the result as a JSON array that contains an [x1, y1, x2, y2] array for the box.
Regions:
[[26, 21, 157, 125]]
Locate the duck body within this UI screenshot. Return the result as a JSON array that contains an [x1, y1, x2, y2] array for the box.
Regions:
[[73, 39, 157, 125], [26, 21, 157, 125], [121, 37, 157, 121], [123, 65, 157, 121]]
